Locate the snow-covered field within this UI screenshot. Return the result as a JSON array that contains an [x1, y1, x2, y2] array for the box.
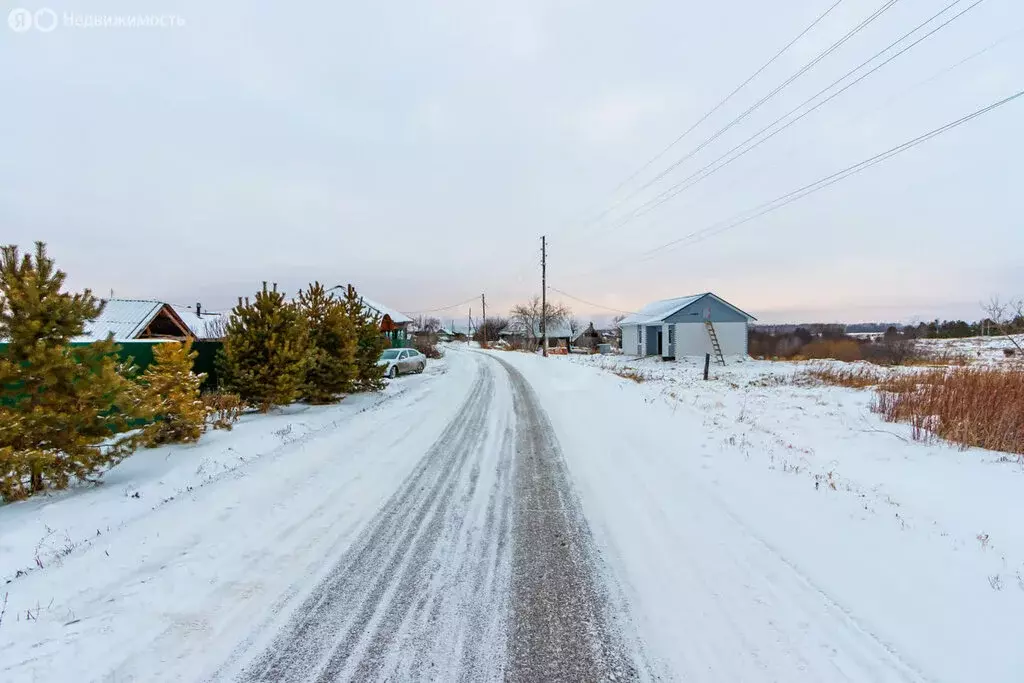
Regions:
[[918, 334, 1023, 365], [508, 351, 1024, 682]]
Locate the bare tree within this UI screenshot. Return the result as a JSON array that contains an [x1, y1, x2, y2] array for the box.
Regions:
[[509, 296, 570, 347], [200, 315, 229, 340], [567, 316, 581, 338], [474, 316, 509, 344], [412, 315, 442, 334], [981, 296, 1023, 352]]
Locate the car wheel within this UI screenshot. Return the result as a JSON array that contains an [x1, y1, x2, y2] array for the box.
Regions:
[[388, 364, 398, 379], [418, 361, 425, 373]]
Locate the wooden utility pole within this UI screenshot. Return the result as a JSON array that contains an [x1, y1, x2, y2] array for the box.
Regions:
[[481, 293, 487, 346], [541, 235, 547, 357], [468, 307, 472, 341]]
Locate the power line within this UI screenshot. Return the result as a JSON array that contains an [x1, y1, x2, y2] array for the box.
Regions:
[[596, 0, 845, 203], [585, 88, 1024, 274], [548, 287, 637, 315], [585, 22, 1024, 248], [592, 0, 986, 239], [403, 294, 481, 316], [573, 0, 902, 233]]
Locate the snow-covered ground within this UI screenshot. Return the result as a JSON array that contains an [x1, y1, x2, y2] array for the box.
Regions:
[[497, 350, 1024, 682], [0, 361, 450, 584], [0, 358, 479, 681], [2, 347, 1022, 681]]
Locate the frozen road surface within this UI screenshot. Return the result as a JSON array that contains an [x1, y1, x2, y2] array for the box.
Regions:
[[0, 348, 967, 681]]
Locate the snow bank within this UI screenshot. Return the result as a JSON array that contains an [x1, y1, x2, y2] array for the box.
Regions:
[[0, 360, 449, 584]]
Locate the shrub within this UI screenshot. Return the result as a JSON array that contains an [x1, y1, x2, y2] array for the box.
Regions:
[[203, 391, 244, 431], [873, 367, 1024, 455], [413, 336, 443, 359], [139, 339, 207, 446], [861, 339, 920, 366], [800, 339, 862, 362], [0, 446, 38, 502]]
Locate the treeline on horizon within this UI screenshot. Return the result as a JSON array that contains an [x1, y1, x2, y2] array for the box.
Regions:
[[754, 317, 1024, 339]]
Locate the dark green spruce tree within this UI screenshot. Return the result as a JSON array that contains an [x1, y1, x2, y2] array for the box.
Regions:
[[219, 282, 309, 412], [342, 285, 386, 391], [0, 242, 140, 500], [297, 282, 357, 403]]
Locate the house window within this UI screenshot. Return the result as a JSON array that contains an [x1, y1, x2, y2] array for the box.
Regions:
[[637, 327, 642, 354]]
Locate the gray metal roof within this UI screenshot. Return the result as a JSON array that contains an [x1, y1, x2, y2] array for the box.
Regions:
[[618, 294, 704, 326], [327, 286, 413, 324], [76, 299, 166, 342], [618, 292, 756, 325]]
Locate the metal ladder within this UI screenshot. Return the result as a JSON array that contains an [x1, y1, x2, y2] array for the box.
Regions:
[[704, 320, 726, 366]]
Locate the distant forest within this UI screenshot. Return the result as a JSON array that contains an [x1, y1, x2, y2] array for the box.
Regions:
[[754, 316, 1024, 340]]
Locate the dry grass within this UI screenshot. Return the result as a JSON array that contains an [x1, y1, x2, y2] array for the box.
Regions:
[[202, 391, 244, 431], [873, 367, 1024, 455], [801, 365, 885, 389], [907, 351, 971, 367], [614, 368, 649, 383], [797, 339, 862, 362]]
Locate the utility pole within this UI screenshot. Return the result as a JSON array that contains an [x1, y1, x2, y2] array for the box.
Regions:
[[541, 235, 547, 357], [481, 293, 487, 346], [468, 307, 472, 342]]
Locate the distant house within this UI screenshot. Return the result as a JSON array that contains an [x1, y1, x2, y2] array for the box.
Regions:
[[572, 322, 604, 351], [77, 299, 194, 343], [328, 286, 413, 347], [618, 292, 756, 360], [500, 321, 574, 349]]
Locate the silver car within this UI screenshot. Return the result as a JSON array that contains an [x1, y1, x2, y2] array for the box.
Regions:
[[377, 348, 426, 379]]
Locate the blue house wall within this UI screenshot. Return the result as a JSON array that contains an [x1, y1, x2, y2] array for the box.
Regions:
[[663, 294, 750, 324]]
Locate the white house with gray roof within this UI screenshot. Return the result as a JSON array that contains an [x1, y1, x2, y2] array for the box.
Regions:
[[618, 292, 755, 361]]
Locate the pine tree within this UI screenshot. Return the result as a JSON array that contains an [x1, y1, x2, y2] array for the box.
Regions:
[[297, 282, 357, 403], [341, 285, 386, 391], [219, 282, 309, 412], [140, 339, 207, 446], [0, 242, 140, 499]]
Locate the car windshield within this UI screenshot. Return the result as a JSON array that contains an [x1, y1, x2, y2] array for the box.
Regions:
[[380, 349, 401, 360]]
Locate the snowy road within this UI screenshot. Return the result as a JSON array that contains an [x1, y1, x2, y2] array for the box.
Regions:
[[1, 347, 988, 681], [233, 354, 632, 682]]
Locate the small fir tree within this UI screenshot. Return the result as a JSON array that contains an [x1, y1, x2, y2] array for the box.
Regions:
[[219, 282, 309, 412], [341, 285, 386, 391], [140, 339, 207, 446], [297, 282, 357, 403], [0, 242, 140, 499]]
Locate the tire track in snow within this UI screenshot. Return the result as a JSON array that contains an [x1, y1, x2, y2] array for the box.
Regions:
[[236, 350, 647, 681], [238, 355, 515, 682], [495, 355, 643, 683]]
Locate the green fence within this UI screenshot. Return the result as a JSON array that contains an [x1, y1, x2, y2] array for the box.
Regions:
[[0, 339, 224, 390]]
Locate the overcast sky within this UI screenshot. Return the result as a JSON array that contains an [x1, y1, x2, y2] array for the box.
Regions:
[[2, 0, 1021, 325]]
